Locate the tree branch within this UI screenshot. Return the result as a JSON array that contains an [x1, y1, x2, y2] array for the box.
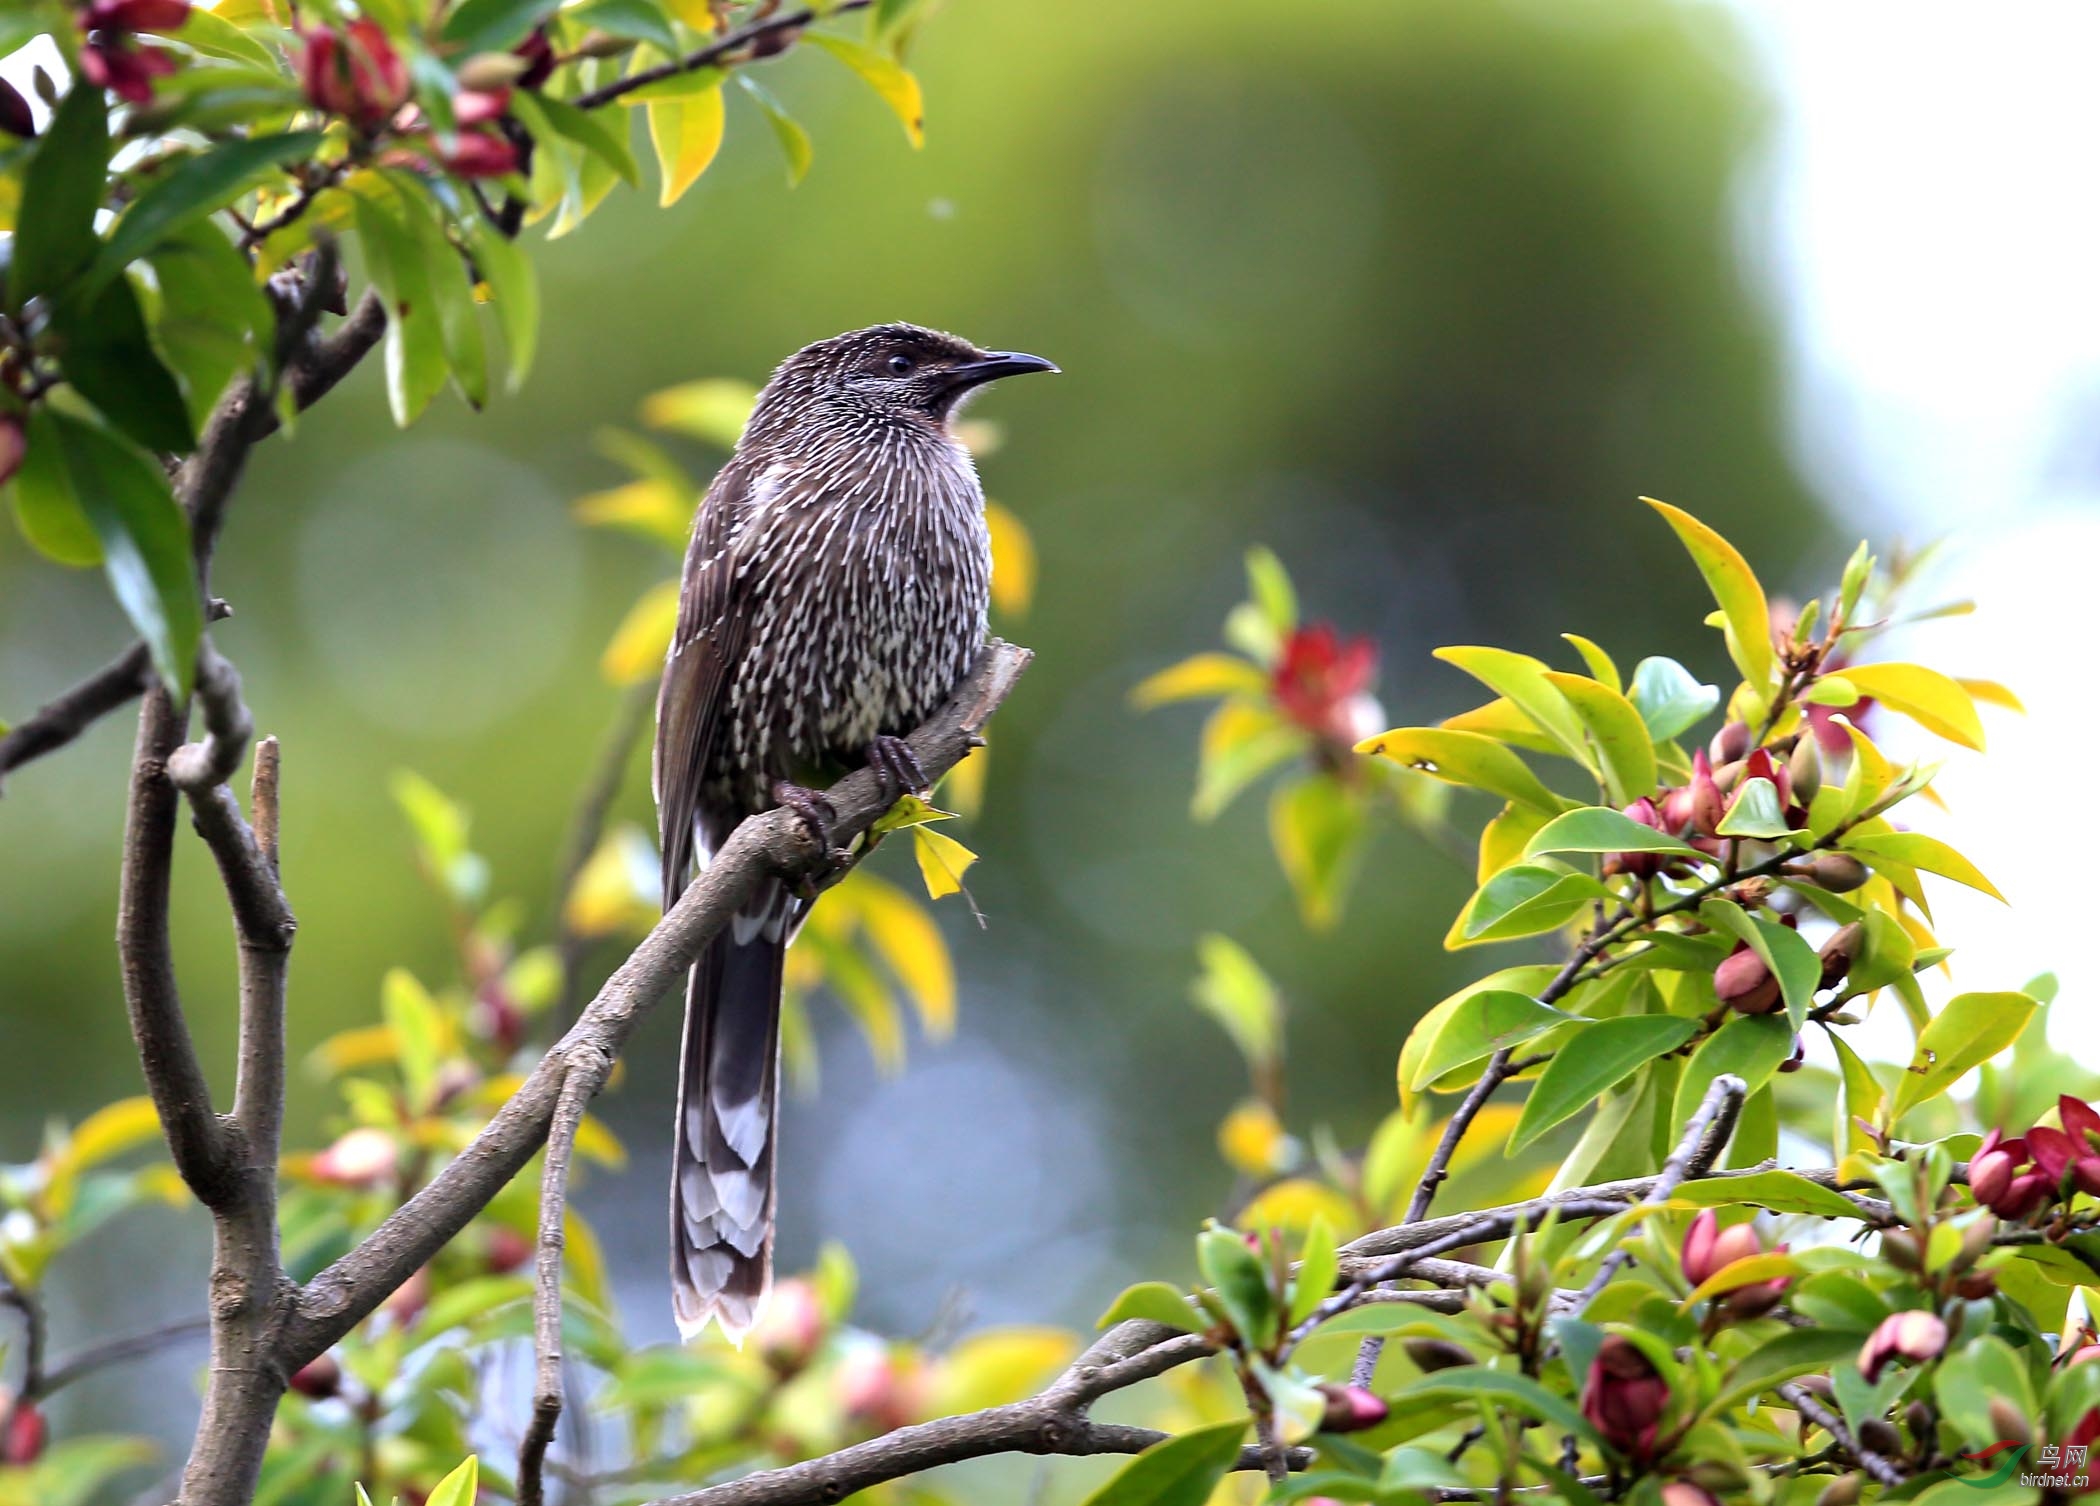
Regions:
[[0, 641, 152, 794], [517, 1057, 602, 1506], [573, 0, 872, 111], [280, 638, 1033, 1367]]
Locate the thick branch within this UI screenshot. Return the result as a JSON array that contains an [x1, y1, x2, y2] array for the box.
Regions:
[[280, 639, 1032, 1366], [166, 645, 254, 793], [574, 0, 872, 110]]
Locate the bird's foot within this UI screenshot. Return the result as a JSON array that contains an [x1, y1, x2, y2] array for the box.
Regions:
[[866, 735, 931, 802], [770, 780, 841, 856]]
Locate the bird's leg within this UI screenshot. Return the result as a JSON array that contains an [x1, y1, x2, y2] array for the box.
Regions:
[[865, 734, 931, 801], [770, 779, 840, 853]]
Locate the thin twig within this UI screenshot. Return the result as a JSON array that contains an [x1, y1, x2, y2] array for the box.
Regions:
[[34, 1315, 213, 1398], [166, 644, 255, 792], [1780, 1382, 1909, 1488], [573, 0, 873, 110], [0, 642, 152, 794], [518, 1058, 603, 1506]]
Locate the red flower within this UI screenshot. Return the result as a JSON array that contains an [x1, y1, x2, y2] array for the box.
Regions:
[[1, 1397, 44, 1464], [513, 25, 555, 89], [288, 1353, 342, 1400], [1271, 623, 1378, 743], [2030, 1096, 2100, 1199], [299, 19, 410, 131], [452, 86, 510, 126], [437, 128, 519, 178], [1581, 1335, 1669, 1461], [1970, 1128, 2054, 1218], [0, 79, 37, 140], [80, 34, 176, 103], [0, 416, 24, 488], [1858, 1310, 1947, 1381], [83, 0, 190, 29]]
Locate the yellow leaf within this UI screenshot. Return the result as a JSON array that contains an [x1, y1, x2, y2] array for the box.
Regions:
[[912, 826, 977, 899], [1678, 1251, 1805, 1309], [1643, 498, 1777, 696], [647, 84, 726, 208], [1238, 1178, 1356, 1234], [602, 578, 681, 685], [1477, 802, 1550, 883], [1130, 653, 1268, 709], [1217, 1098, 1289, 1178], [849, 871, 956, 1038], [642, 377, 758, 448], [565, 1210, 611, 1310], [1561, 633, 1621, 692], [985, 499, 1035, 618], [564, 825, 662, 938], [47, 1097, 164, 1215], [808, 33, 924, 147], [939, 741, 987, 820], [1958, 677, 2025, 713], [1845, 831, 2006, 903], [1541, 670, 1657, 806], [1434, 646, 1593, 767], [1355, 727, 1569, 814], [933, 1327, 1078, 1413], [1840, 662, 1988, 750], [1440, 697, 1562, 756], [573, 478, 690, 550], [309, 1024, 402, 1077]]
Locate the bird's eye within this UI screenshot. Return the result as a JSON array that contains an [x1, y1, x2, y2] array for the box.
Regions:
[[886, 354, 915, 376]]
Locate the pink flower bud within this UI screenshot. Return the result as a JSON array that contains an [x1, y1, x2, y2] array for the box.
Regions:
[[750, 1278, 825, 1376], [438, 128, 519, 178], [1581, 1336, 1669, 1460], [1, 1397, 45, 1464], [299, 20, 409, 130], [1714, 944, 1780, 1015], [85, 0, 190, 30], [310, 1126, 398, 1187], [1710, 721, 1751, 765], [485, 1227, 532, 1275], [1858, 1310, 1947, 1381], [452, 86, 510, 126], [1661, 1484, 1723, 1506], [0, 415, 24, 487], [1680, 1209, 1721, 1286], [1317, 1383, 1389, 1434], [289, 1353, 342, 1399], [837, 1347, 928, 1436], [1687, 749, 1727, 835]]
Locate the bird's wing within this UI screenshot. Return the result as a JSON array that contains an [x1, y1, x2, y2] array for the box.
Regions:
[[654, 457, 755, 908]]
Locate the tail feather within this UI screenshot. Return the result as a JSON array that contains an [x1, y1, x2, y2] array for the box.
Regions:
[[671, 903, 784, 1343]]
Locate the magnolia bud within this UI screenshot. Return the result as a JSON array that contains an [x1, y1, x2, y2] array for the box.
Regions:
[[0, 1396, 45, 1465], [1712, 758, 1745, 792], [1715, 946, 1781, 1015], [1581, 1336, 1669, 1461], [1688, 750, 1728, 834], [485, 1227, 532, 1275], [1953, 1270, 1998, 1301], [1818, 922, 1863, 988], [455, 50, 530, 90], [0, 79, 33, 140], [1660, 1484, 1722, 1506], [1858, 1417, 1903, 1456], [1858, 1310, 1947, 1381], [1988, 1396, 2033, 1445], [311, 1127, 398, 1187], [1711, 721, 1752, 765], [1805, 853, 1869, 893], [1879, 1228, 1922, 1272], [1788, 738, 1823, 805], [576, 28, 638, 57], [1905, 1399, 1935, 1443], [751, 1278, 825, 1376], [289, 1353, 342, 1400], [1954, 1215, 1998, 1273], [1402, 1338, 1474, 1373], [1814, 1475, 1864, 1506], [2068, 1345, 2100, 1367], [1317, 1383, 1389, 1434]]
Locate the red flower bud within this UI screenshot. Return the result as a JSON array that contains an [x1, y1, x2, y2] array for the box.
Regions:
[[0, 79, 35, 138], [311, 1126, 399, 1188], [1714, 944, 1780, 1015], [1710, 721, 1751, 765], [485, 1226, 532, 1275], [289, 1353, 342, 1399], [452, 86, 510, 126], [299, 20, 409, 130], [1581, 1336, 1669, 1460], [0, 415, 25, 487], [80, 36, 176, 103], [438, 128, 519, 178], [1272, 623, 1380, 744], [1317, 1383, 1389, 1434], [85, 0, 190, 30], [1858, 1310, 1947, 1381], [1, 1397, 45, 1465], [1687, 749, 1727, 835], [1661, 1484, 1724, 1506], [513, 26, 555, 89], [1680, 1209, 1722, 1286], [750, 1278, 825, 1377]]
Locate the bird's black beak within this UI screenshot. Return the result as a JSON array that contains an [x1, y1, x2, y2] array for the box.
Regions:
[[939, 351, 1059, 393]]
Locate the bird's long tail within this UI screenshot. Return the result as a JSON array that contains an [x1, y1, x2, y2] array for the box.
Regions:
[[670, 892, 785, 1343]]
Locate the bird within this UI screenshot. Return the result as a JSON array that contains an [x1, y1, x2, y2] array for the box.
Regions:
[[653, 323, 1056, 1341]]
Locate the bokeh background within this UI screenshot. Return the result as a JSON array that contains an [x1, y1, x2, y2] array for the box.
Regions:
[[3, 0, 2091, 1476]]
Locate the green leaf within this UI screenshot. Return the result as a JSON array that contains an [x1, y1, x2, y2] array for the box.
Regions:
[[1189, 933, 1281, 1070], [1522, 806, 1698, 860], [441, 0, 561, 51], [388, 177, 487, 408], [166, 6, 280, 67], [1670, 1013, 1794, 1136], [1196, 1227, 1275, 1349], [147, 221, 273, 429], [646, 84, 725, 207], [1891, 991, 2038, 1122], [808, 31, 925, 147], [1714, 778, 1794, 840], [424, 1456, 480, 1506], [1434, 645, 1593, 768], [738, 74, 813, 186], [52, 272, 197, 453], [1290, 1217, 1337, 1326], [1508, 1014, 1698, 1154], [1935, 1335, 2035, 1451], [1843, 831, 2005, 903], [1672, 1170, 1861, 1220], [1390, 1368, 1596, 1446], [87, 132, 325, 298], [1449, 864, 1608, 947], [1543, 670, 1657, 805], [1270, 774, 1367, 931], [534, 92, 642, 186], [1096, 1281, 1204, 1334], [352, 190, 448, 427], [1627, 656, 1720, 742], [1076, 1420, 1248, 1506], [1644, 497, 1776, 695], [45, 410, 202, 696], [465, 214, 538, 392], [1355, 727, 1568, 813], [1409, 989, 1566, 1090], [1698, 900, 1822, 1031], [1561, 633, 1621, 692], [11, 85, 111, 311], [11, 410, 102, 565], [571, 0, 679, 51], [1713, 1325, 1870, 1410]]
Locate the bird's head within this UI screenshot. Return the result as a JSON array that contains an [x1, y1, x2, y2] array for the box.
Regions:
[[751, 323, 1057, 438]]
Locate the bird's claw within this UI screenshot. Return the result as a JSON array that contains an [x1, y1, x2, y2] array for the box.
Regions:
[[770, 780, 838, 851], [866, 735, 931, 801]]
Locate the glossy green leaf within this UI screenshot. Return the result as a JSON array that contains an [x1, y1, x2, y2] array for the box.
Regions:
[[1644, 497, 1776, 694], [11, 410, 102, 566], [1449, 864, 1608, 947], [1713, 1325, 1870, 1410], [465, 214, 538, 392], [808, 31, 925, 147], [147, 221, 273, 429], [1409, 990, 1566, 1090], [1356, 727, 1566, 813], [1891, 991, 2038, 1121], [1390, 1367, 1596, 1446], [352, 191, 448, 427], [424, 1456, 480, 1506], [1508, 1014, 1697, 1153], [11, 85, 111, 311], [1935, 1335, 2034, 1451], [1290, 1217, 1337, 1326], [1830, 1031, 1886, 1154], [1434, 645, 1593, 767], [536, 91, 642, 185], [1714, 778, 1793, 839], [1397, 967, 1556, 1108], [738, 73, 814, 186], [1699, 899, 1821, 1030], [1844, 831, 2005, 903], [1544, 670, 1657, 805], [390, 178, 487, 408], [46, 410, 202, 696], [1672, 1170, 1860, 1220], [571, 0, 678, 50], [441, 0, 561, 51], [1196, 1227, 1274, 1348], [1270, 773, 1366, 931], [1670, 1013, 1794, 1135], [1627, 655, 1720, 742], [1097, 1281, 1204, 1334], [1561, 633, 1620, 692], [1190, 933, 1281, 1070], [87, 132, 324, 298], [165, 5, 279, 66], [1523, 805, 1698, 860], [53, 274, 196, 453], [1076, 1420, 1248, 1506]]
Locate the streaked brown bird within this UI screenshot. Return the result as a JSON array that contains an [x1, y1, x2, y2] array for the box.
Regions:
[[653, 323, 1055, 1340]]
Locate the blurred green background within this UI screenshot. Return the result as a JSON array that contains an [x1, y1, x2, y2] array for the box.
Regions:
[[0, 0, 1835, 1463]]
